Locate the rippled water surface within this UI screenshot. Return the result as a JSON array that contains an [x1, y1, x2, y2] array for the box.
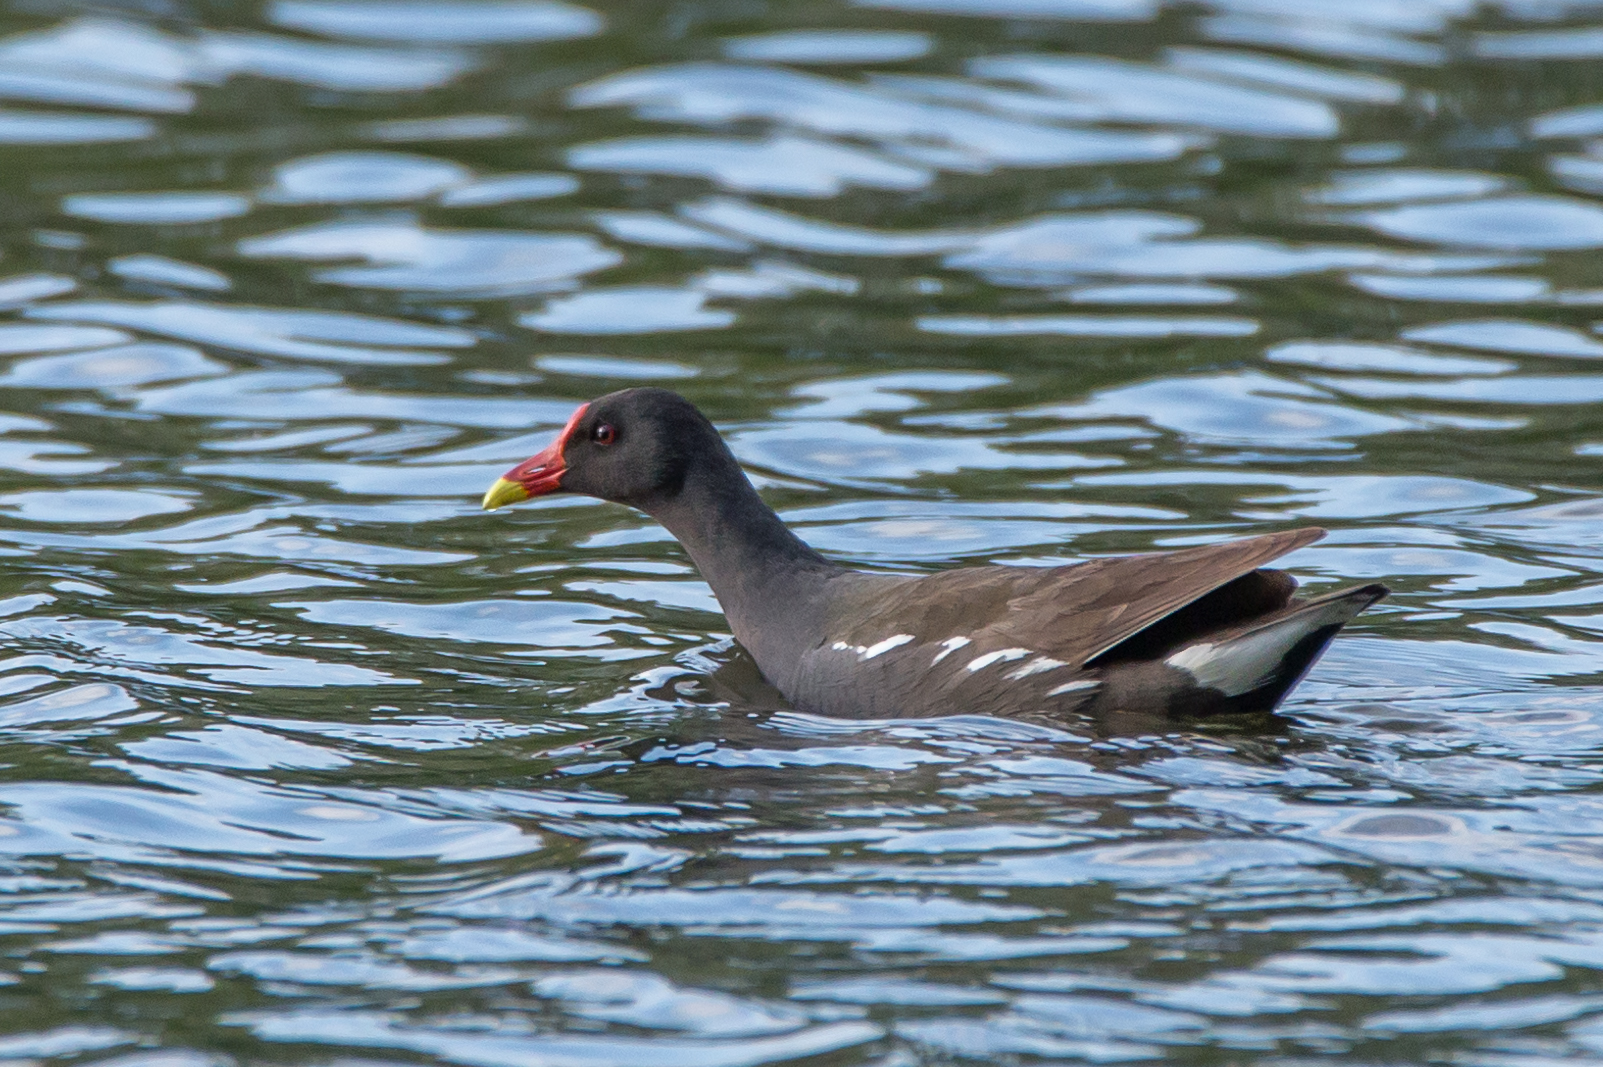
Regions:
[[6, 0, 1603, 1062]]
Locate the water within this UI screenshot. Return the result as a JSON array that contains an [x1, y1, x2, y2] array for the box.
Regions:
[[0, 0, 1602, 1061]]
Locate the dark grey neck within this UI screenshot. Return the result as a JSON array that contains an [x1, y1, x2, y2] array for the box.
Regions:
[[643, 446, 845, 683]]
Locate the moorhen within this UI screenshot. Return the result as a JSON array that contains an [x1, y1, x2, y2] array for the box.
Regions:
[[483, 388, 1386, 719]]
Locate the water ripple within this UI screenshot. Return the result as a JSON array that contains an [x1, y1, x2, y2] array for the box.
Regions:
[[0, 0, 1599, 1062]]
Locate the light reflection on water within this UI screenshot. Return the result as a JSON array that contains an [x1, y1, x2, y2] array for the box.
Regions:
[[0, 0, 1602, 1063]]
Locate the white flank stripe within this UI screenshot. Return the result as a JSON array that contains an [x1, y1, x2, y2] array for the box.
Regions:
[[966, 647, 1032, 672], [860, 634, 914, 660], [1007, 656, 1068, 680], [1046, 679, 1099, 697], [931, 636, 971, 664]]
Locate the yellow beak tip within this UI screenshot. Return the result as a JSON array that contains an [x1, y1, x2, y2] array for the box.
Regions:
[[481, 478, 530, 511]]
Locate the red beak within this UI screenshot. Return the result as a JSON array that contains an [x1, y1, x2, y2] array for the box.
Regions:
[[481, 403, 587, 510]]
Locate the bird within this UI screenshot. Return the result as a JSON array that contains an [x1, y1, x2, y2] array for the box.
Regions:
[[482, 388, 1387, 721]]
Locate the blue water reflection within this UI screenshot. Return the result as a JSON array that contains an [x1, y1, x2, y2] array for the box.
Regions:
[[0, 0, 1598, 1063]]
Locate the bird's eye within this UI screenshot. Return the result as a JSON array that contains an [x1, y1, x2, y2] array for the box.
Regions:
[[592, 423, 617, 446]]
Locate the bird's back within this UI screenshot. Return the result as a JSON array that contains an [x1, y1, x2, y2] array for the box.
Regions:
[[784, 529, 1380, 719]]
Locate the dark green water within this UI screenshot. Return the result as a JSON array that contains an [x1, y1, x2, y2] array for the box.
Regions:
[[2, 0, 1603, 1062]]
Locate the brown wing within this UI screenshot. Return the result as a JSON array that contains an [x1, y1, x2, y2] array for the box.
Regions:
[[836, 528, 1326, 670], [1000, 527, 1327, 666]]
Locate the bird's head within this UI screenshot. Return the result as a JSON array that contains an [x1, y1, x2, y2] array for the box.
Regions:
[[482, 387, 717, 513]]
